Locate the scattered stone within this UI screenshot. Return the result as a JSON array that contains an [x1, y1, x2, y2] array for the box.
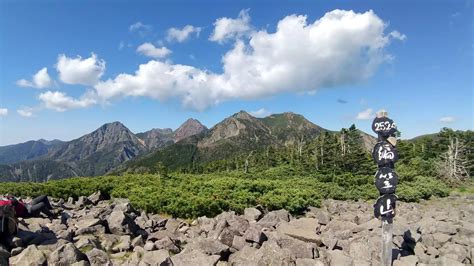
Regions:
[[244, 208, 262, 221], [171, 249, 220, 266], [9, 245, 47, 266], [86, 248, 111, 265], [141, 249, 172, 265]]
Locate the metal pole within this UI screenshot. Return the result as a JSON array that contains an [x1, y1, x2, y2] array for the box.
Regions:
[[381, 218, 393, 266]]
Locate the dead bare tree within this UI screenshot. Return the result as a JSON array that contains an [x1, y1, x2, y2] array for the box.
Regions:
[[437, 137, 470, 183]]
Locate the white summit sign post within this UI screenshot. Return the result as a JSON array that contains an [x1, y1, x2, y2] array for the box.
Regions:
[[371, 110, 399, 266]]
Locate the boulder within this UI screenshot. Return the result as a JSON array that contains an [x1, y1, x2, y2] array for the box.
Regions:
[[244, 208, 262, 221], [306, 207, 331, 225], [257, 209, 291, 228], [185, 237, 229, 256], [154, 236, 180, 254], [48, 243, 87, 265], [87, 191, 106, 205], [296, 258, 325, 266], [140, 250, 172, 265], [349, 240, 371, 261], [326, 250, 353, 266], [276, 218, 321, 244], [86, 248, 111, 265], [112, 235, 132, 252], [242, 224, 267, 244], [171, 249, 221, 266], [107, 210, 139, 235], [9, 245, 47, 266]]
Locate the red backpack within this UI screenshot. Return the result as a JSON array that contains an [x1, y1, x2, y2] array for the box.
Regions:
[[0, 200, 18, 237]]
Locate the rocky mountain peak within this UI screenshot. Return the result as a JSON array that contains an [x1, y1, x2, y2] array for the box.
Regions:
[[233, 110, 255, 120], [174, 118, 207, 143]]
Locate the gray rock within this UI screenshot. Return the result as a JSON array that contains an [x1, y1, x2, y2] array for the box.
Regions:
[[132, 235, 145, 248], [86, 248, 111, 265], [74, 218, 101, 231], [186, 237, 229, 256], [218, 227, 238, 247], [9, 245, 47, 266], [154, 236, 180, 254], [242, 224, 267, 244], [306, 207, 331, 225], [349, 240, 371, 261], [394, 255, 418, 266], [321, 231, 338, 250], [326, 250, 353, 265], [244, 208, 262, 221], [107, 210, 139, 235], [296, 258, 325, 266], [432, 233, 452, 248], [87, 191, 106, 205], [197, 217, 216, 234], [48, 243, 87, 266], [232, 235, 247, 250], [171, 249, 220, 266], [144, 241, 156, 251], [229, 240, 294, 265], [113, 235, 131, 252], [140, 249, 172, 266], [276, 218, 322, 244], [257, 209, 291, 228], [266, 231, 318, 259]]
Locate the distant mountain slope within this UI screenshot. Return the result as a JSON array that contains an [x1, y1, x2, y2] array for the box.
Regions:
[[174, 118, 208, 143], [0, 122, 147, 182], [136, 128, 174, 150], [0, 139, 63, 164], [123, 111, 332, 172]]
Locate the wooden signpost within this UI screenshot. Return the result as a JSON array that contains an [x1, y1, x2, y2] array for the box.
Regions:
[[371, 110, 399, 266]]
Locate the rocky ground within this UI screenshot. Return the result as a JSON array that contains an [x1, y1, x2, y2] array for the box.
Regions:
[[0, 192, 473, 266]]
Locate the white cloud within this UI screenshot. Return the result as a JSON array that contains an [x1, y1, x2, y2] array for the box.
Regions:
[[129, 21, 152, 36], [167, 25, 202, 42], [440, 116, 456, 123], [389, 30, 407, 41], [209, 9, 252, 43], [17, 107, 34, 118], [136, 43, 172, 58], [356, 108, 374, 120], [249, 108, 270, 117], [0, 108, 8, 116], [39, 91, 97, 112], [16, 67, 52, 89], [56, 53, 106, 85], [93, 9, 401, 111]]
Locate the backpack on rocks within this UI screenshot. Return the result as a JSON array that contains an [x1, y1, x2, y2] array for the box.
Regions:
[[0, 202, 18, 238]]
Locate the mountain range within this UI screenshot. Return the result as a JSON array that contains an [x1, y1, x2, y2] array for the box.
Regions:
[[0, 111, 375, 182]]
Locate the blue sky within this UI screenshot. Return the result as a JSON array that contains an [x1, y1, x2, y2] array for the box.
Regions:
[[0, 0, 472, 145]]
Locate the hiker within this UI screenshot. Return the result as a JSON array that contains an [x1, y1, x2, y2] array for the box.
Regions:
[[0, 195, 53, 218]]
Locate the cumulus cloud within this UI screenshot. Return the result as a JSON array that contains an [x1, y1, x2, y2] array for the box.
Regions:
[[209, 9, 252, 43], [17, 107, 34, 117], [39, 91, 97, 112], [167, 25, 202, 42], [440, 116, 456, 123], [56, 53, 106, 86], [16, 67, 52, 89], [356, 108, 374, 120], [389, 30, 407, 41], [249, 108, 271, 117], [0, 108, 8, 116], [94, 10, 401, 111], [136, 43, 172, 58]]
